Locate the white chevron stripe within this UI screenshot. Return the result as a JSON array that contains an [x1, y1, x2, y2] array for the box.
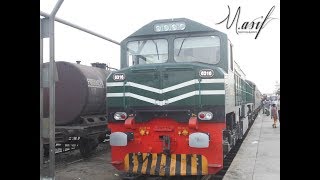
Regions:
[[166, 90, 225, 104], [200, 90, 226, 95], [127, 82, 161, 93], [106, 82, 161, 93], [107, 92, 157, 104], [106, 82, 124, 87], [106, 78, 224, 94], [106, 90, 225, 106], [162, 79, 197, 93]]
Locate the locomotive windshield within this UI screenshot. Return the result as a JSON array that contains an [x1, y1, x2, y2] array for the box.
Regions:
[[174, 36, 220, 64], [127, 39, 168, 66]]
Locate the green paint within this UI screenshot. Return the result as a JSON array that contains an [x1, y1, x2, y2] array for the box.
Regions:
[[123, 81, 126, 108]]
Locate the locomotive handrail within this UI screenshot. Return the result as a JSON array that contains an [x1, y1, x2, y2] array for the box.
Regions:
[[123, 81, 127, 108], [198, 78, 202, 108]]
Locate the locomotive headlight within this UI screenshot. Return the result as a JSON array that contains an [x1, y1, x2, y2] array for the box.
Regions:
[[163, 25, 169, 31], [155, 25, 162, 32], [198, 111, 213, 120], [205, 113, 213, 119], [171, 24, 177, 30], [178, 23, 186, 30], [153, 22, 186, 32], [114, 112, 127, 120]]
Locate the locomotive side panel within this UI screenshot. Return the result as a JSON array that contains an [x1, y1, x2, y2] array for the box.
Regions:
[[225, 70, 237, 118]]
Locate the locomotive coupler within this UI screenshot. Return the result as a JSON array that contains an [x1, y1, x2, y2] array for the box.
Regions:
[[161, 135, 171, 155]]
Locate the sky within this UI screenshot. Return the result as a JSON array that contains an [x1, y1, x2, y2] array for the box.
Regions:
[[40, 0, 280, 94]]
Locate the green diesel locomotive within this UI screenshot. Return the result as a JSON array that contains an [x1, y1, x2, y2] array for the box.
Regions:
[[106, 18, 263, 178]]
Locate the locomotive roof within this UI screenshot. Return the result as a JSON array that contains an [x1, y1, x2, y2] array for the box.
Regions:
[[234, 61, 246, 77], [245, 79, 256, 86], [125, 18, 225, 38]]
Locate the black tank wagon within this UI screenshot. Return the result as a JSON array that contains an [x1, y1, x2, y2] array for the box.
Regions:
[[42, 61, 112, 157]]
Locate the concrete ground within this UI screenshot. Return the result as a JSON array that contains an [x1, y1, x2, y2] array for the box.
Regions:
[[54, 144, 121, 180], [223, 112, 280, 180]]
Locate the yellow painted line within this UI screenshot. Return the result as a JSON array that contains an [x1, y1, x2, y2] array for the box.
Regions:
[[201, 156, 208, 175], [141, 153, 148, 174], [159, 154, 166, 176], [150, 154, 157, 175], [191, 154, 198, 175], [181, 154, 187, 176], [169, 154, 176, 176], [124, 154, 129, 171], [132, 154, 139, 173]]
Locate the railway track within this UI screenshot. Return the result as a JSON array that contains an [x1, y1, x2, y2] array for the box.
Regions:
[[42, 141, 110, 169]]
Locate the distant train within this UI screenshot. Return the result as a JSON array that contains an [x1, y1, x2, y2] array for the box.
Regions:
[[106, 18, 263, 178], [42, 61, 112, 157]]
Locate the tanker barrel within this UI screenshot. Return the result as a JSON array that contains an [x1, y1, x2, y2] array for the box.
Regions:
[[43, 61, 111, 125]]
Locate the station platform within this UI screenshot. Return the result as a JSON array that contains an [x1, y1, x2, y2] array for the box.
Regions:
[[223, 111, 280, 180]]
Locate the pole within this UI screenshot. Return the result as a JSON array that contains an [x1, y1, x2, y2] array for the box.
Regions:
[[48, 0, 64, 179], [40, 11, 120, 45], [40, 1, 118, 177], [40, 18, 44, 175]]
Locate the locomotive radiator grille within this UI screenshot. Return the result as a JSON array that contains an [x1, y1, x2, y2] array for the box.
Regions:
[[124, 153, 208, 176]]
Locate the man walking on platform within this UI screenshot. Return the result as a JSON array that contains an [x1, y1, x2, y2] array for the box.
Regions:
[[271, 104, 278, 128]]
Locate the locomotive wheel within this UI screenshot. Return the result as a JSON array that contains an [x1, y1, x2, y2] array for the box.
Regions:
[[79, 137, 98, 158], [79, 138, 90, 158]]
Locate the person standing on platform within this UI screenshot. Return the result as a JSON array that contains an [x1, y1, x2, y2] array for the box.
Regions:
[[277, 97, 280, 122], [271, 104, 278, 128]]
